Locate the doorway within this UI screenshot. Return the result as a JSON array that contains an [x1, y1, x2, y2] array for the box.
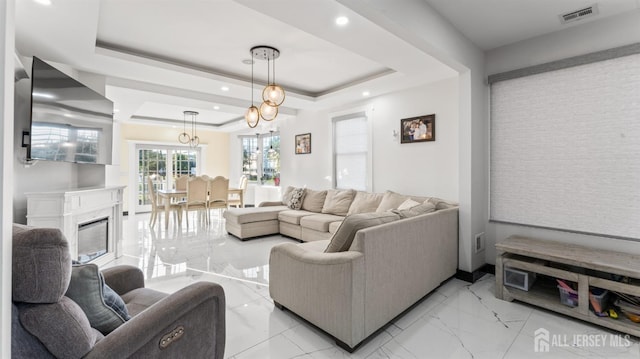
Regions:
[[135, 145, 200, 213]]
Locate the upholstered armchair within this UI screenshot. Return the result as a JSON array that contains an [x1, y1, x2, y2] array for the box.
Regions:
[[11, 225, 226, 358]]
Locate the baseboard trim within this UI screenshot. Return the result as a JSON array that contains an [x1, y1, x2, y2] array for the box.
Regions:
[[455, 264, 495, 283]]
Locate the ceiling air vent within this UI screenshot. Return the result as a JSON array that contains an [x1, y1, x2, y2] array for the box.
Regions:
[[559, 4, 599, 24]]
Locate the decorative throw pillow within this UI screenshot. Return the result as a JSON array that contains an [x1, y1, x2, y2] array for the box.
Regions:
[[376, 191, 409, 212], [301, 189, 327, 212], [392, 202, 436, 218], [321, 189, 356, 216], [65, 263, 130, 335], [347, 191, 384, 215], [397, 198, 421, 210], [287, 187, 306, 210], [19, 297, 102, 359], [281, 186, 295, 204], [325, 212, 400, 252]]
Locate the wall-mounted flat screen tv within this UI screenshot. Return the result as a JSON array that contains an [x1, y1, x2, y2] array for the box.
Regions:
[[29, 56, 113, 165]]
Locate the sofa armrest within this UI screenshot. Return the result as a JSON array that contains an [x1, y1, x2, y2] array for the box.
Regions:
[[85, 281, 225, 359], [259, 201, 284, 207], [269, 242, 365, 347], [101, 265, 145, 296]]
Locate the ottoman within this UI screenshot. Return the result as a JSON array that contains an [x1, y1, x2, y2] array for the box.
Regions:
[[223, 205, 288, 240]]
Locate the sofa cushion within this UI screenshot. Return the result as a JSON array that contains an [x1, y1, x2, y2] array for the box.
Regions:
[[300, 214, 345, 232], [328, 221, 342, 234], [12, 227, 71, 303], [426, 197, 458, 210], [65, 263, 129, 335], [397, 198, 421, 210], [287, 188, 306, 210], [347, 191, 384, 215], [224, 206, 287, 224], [392, 202, 437, 218], [121, 287, 168, 317], [301, 189, 327, 212], [278, 210, 316, 225], [325, 212, 400, 253], [321, 189, 356, 216], [376, 191, 410, 212], [19, 296, 102, 359]]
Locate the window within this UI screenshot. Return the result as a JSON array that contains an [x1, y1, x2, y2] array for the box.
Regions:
[[333, 112, 369, 191], [489, 49, 640, 239], [240, 132, 280, 185]]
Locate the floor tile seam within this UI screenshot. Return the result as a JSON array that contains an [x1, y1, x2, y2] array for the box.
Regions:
[[500, 305, 535, 359], [179, 265, 270, 288], [227, 324, 300, 358]]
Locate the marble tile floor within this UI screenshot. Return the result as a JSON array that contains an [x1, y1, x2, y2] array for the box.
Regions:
[[107, 212, 640, 359]]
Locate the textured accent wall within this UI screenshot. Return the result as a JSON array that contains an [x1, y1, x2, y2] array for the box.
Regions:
[[490, 52, 640, 239]]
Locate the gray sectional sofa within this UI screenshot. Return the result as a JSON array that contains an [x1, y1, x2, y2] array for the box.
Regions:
[[224, 186, 459, 351]]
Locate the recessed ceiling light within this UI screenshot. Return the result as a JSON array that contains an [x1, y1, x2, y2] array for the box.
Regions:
[[213, 106, 220, 110], [34, 0, 52, 5], [221, 86, 229, 91], [336, 16, 349, 26], [362, 91, 370, 97]]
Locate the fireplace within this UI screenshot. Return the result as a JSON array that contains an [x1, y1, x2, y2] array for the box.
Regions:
[[25, 186, 125, 266], [77, 217, 109, 264]]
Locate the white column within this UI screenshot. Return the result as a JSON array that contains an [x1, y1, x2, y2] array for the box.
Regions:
[[0, 0, 15, 356]]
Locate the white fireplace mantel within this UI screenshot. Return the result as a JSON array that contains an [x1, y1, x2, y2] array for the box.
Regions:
[[25, 186, 126, 267]]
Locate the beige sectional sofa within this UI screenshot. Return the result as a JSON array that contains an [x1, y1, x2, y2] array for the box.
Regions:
[[224, 187, 453, 242], [224, 187, 459, 351]]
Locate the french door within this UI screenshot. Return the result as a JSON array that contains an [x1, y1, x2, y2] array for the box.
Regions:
[[136, 145, 200, 213]]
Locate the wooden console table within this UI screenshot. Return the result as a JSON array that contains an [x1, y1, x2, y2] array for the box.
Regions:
[[496, 236, 640, 337]]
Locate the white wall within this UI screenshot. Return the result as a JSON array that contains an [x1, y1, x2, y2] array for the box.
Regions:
[[369, 78, 458, 198], [484, 10, 640, 264], [230, 77, 459, 205], [1, 0, 14, 355], [339, 0, 487, 273]]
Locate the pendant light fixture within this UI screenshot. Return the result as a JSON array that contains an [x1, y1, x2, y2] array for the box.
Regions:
[[255, 133, 261, 154], [245, 46, 286, 127], [268, 130, 275, 155], [178, 110, 200, 147], [245, 57, 260, 128], [262, 56, 285, 107]]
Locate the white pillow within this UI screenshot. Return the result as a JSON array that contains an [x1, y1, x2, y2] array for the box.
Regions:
[[397, 199, 421, 210]]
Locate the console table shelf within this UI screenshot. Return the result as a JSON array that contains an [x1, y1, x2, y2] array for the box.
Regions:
[[496, 236, 640, 337]]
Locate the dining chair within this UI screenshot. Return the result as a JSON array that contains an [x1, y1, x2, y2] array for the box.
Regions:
[[175, 175, 189, 191], [228, 175, 248, 208], [208, 176, 230, 219], [181, 176, 209, 227], [147, 176, 182, 227]]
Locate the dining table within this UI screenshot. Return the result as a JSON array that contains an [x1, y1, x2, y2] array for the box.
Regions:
[[157, 189, 186, 229]]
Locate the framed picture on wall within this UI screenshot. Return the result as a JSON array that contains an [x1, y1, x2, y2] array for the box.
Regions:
[[400, 114, 435, 143], [295, 133, 311, 154]]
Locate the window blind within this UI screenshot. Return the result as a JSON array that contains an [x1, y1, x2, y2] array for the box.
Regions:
[[490, 50, 640, 240], [333, 113, 368, 191]]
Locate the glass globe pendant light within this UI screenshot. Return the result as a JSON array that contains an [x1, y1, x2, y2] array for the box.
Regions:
[[262, 56, 285, 107], [259, 101, 278, 121], [244, 55, 260, 128]]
